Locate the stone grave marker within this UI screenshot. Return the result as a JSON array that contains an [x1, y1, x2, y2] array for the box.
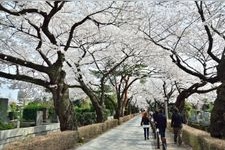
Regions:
[[0, 98, 9, 122], [36, 111, 43, 125]]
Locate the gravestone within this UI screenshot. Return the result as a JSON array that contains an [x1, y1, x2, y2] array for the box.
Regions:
[[0, 98, 9, 122], [42, 108, 49, 123], [202, 111, 210, 120], [51, 112, 59, 123], [196, 111, 202, 123], [201, 111, 210, 126], [36, 111, 43, 126]]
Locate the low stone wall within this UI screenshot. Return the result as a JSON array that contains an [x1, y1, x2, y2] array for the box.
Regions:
[[0, 123, 60, 150], [3, 115, 135, 150], [78, 119, 118, 140], [118, 114, 136, 125], [3, 131, 78, 150], [168, 120, 225, 150]]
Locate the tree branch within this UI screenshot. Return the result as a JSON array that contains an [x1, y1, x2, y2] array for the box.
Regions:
[[195, 1, 220, 63], [170, 53, 219, 83], [0, 53, 49, 73], [0, 71, 49, 89]]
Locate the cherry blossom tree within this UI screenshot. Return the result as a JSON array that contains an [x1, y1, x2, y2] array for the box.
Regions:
[[138, 1, 225, 138], [0, 1, 125, 131], [109, 59, 158, 118], [64, 2, 153, 121], [68, 41, 136, 122]]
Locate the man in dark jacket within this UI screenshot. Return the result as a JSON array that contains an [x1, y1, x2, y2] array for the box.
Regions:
[[171, 107, 183, 144], [153, 109, 159, 123], [156, 109, 167, 138]]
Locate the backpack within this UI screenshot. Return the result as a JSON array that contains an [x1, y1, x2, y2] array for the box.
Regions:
[[181, 113, 187, 124]]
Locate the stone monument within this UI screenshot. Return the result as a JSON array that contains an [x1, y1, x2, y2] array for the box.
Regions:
[[0, 98, 9, 122]]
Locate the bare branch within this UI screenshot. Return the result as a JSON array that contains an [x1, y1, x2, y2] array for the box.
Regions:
[[0, 71, 49, 89], [195, 1, 220, 63], [0, 53, 49, 73]]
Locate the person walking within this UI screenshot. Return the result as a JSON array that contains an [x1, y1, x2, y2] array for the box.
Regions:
[[152, 109, 159, 124], [156, 109, 167, 140], [153, 108, 167, 149], [171, 107, 183, 145], [140, 111, 150, 140]]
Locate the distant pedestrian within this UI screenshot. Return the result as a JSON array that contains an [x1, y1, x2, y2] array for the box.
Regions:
[[140, 111, 150, 140], [171, 107, 183, 144]]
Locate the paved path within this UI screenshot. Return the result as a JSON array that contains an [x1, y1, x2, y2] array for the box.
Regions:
[[165, 127, 192, 150], [75, 115, 192, 150]]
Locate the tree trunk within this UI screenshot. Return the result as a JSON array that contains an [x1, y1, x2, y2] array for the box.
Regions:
[[210, 83, 225, 138], [79, 83, 105, 123], [210, 57, 225, 138], [114, 107, 122, 119], [95, 105, 104, 123], [52, 85, 77, 131], [121, 89, 128, 117], [83, 92, 104, 123], [175, 92, 187, 112], [90, 96, 104, 123], [114, 97, 122, 119]]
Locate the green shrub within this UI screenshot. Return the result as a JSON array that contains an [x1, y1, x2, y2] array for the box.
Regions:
[[75, 106, 97, 126], [0, 121, 15, 130], [48, 107, 57, 122], [23, 108, 45, 121], [75, 107, 111, 126], [103, 109, 111, 120], [23, 102, 46, 121], [75, 107, 94, 113], [76, 111, 96, 126], [8, 111, 19, 120]]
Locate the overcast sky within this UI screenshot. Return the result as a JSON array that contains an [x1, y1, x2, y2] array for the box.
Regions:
[[0, 85, 18, 101]]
